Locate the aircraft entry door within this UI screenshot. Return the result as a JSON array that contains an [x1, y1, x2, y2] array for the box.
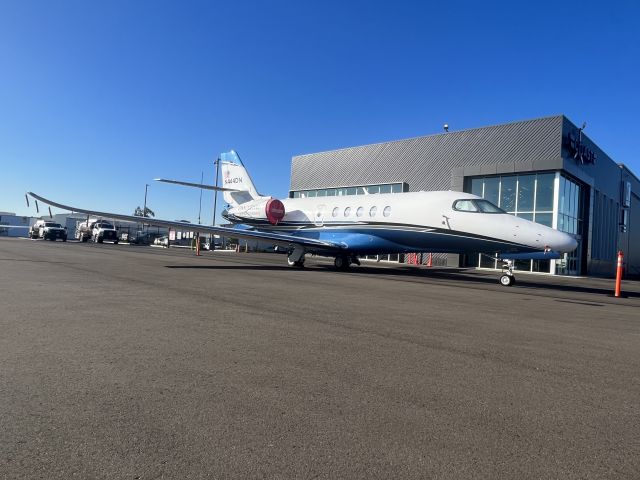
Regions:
[[314, 205, 326, 226]]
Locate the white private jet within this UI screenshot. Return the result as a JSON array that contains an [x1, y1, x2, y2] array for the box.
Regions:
[[27, 150, 577, 286]]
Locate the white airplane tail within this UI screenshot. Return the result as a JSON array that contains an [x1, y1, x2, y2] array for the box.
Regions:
[[220, 151, 262, 207]]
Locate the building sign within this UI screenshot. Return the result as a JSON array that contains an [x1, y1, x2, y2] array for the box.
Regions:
[[564, 130, 597, 165]]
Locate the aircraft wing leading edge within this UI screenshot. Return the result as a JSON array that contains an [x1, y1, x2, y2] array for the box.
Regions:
[[26, 192, 343, 251]]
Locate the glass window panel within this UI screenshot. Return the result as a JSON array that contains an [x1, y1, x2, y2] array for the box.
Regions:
[[346, 187, 356, 196], [535, 173, 555, 211], [292, 191, 300, 198], [317, 190, 326, 197], [368, 185, 380, 194], [356, 187, 366, 195], [517, 175, 535, 212], [326, 189, 336, 197], [574, 184, 580, 217], [480, 254, 497, 269], [568, 180, 575, 217], [336, 188, 345, 196], [391, 184, 402, 193], [518, 212, 534, 221], [534, 212, 552, 227], [307, 190, 316, 198], [471, 178, 484, 197], [389, 253, 399, 262], [532, 259, 550, 273], [514, 259, 531, 272], [500, 176, 517, 212], [559, 177, 566, 214], [483, 177, 500, 205], [380, 185, 391, 194]]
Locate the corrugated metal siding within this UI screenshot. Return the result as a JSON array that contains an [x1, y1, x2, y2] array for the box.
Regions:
[[291, 116, 563, 191]]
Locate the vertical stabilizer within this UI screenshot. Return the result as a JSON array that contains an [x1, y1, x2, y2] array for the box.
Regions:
[[220, 151, 261, 206]]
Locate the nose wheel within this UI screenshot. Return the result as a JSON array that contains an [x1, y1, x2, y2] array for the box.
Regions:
[[499, 274, 515, 286], [499, 260, 516, 286]]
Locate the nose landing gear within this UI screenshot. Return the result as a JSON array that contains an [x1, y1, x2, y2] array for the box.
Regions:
[[499, 259, 516, 286]]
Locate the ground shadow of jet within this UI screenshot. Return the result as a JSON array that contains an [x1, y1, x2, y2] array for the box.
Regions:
[[318, 264, 639, 298], [165, 265, 294, 272], [166, 263, 638, 298]]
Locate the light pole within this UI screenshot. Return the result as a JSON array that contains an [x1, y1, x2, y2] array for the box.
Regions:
[[197, 171, 204, 225], [212, 157, 220, 250], [143, 183, 149, 232], [212, 158, 220, 226]]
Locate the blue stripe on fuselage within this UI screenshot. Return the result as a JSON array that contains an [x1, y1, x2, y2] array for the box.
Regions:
[[279, 226, 537, 255]]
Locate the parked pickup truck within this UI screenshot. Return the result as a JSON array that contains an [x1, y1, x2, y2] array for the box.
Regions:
[[75, 219, 119, 244], [29, 219, 68, 241]]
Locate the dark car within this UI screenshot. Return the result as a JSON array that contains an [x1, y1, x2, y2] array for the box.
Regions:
[[129, 232, 163, 245]]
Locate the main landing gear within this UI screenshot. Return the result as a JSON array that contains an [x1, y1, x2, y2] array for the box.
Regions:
[[499, 260, 516, 287], [287, 246, 306, 268], [287, 257, 305, 268], [334, 255, 360, 270]]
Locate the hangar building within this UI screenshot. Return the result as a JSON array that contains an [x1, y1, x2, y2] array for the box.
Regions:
[[289, 115, 639, 278]]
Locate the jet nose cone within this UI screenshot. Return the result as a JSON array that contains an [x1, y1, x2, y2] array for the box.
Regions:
[[552, 231, 578, 253]]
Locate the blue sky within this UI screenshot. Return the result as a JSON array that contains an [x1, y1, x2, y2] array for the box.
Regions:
[[1, 0, 639, 222]]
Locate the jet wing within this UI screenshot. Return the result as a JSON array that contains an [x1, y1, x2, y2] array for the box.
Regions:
[[154, 178, 240, 192], [26, 192, 344, 251]]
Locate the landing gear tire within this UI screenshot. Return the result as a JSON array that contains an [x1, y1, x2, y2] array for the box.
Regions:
[[499, 274, 515, 287], [334, 256, 350, 270], [287, 257, 305, 268]]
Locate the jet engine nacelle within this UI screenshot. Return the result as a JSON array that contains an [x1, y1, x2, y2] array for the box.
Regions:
[[227, 197, 285, 225], [265, 198, 285, 225]]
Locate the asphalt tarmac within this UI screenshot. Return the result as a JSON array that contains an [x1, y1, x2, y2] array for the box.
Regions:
[[1, 238, 639, 479]]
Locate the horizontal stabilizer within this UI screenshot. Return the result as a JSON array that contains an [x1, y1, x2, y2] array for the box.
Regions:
[[154, 178, 240, 192]]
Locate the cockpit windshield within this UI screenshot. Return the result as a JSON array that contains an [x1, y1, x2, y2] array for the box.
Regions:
[[453, 199, 505, 214]]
